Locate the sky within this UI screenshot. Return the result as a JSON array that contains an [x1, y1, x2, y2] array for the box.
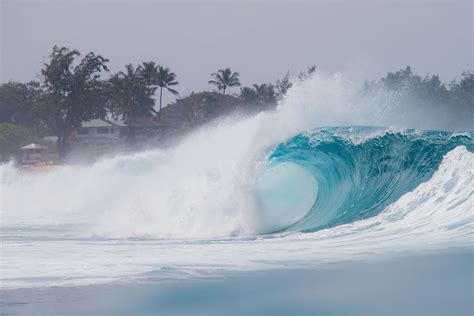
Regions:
[[1, 0, 472, 104]]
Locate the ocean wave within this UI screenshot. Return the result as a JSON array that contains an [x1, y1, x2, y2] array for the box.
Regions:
[[262, 127, 472, 234]]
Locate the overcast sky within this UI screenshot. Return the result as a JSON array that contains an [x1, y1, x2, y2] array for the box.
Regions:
[[1, 0, 472, 103]]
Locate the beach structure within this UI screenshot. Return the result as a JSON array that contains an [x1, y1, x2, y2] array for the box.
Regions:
[[77, 119, 127, 145], [20, 143, 48, 164]]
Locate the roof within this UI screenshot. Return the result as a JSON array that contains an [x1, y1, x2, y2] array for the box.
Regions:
[[126, 116, 161, 128], [81, 119, 127, 128], [21, 143, 48, 150], [42, 136, 59, 143], [109, 119, 127, 127]]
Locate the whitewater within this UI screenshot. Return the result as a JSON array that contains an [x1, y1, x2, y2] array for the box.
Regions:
[[0, 73, 473, 289]]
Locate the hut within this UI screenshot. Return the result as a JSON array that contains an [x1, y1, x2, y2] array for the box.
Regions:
[[20, 143, 48, 164]]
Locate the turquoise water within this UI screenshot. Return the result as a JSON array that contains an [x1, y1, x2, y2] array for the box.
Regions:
[[1, 127, 473, 291], [267, 127, 473, 233]]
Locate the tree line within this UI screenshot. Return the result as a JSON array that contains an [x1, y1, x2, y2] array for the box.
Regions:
[[0, 46, 472, 161], [0, 46, 312, 160], [364, 66, 473, 110]]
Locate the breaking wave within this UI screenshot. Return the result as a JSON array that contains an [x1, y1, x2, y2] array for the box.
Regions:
[[1, 72, 473, 288], [267, 128, 473, 234]]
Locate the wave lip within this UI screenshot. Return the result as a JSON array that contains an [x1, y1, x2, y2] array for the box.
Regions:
[[266, 127, 473, 233]]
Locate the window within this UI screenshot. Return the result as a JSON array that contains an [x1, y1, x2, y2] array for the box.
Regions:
[[78, 128, 89, 135], [109, 128, 116, 134], [97, 127, 109, 134]]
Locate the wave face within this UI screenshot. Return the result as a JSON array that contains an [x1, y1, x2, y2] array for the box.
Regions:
[[262, 128, 473, 234]]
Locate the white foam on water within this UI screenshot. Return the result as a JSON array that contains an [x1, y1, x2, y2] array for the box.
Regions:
[[1, 72, 472, 288], [1, 146, 471, 289]]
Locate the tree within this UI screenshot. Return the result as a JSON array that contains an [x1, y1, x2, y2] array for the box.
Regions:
[[415, 74, 449, 104], [239, 86, 259, 104], [107, 64, 159, 142], [108, 64, 156, 121], [379, 66, 451, 105], [253, 83, 277, 106], [0, 81, 41, 129], [140, 61, 160, 88], [381, 66, 415, 91], [209, 68, 241, 95], [0, 123, 34, 161], [449, 71, 474, 110], [298, 65, 317, 81], [156, 66, 179, 120], [276, 71, 292, 98], [239, 83, 277, 107], [37, 46, 109, 160]]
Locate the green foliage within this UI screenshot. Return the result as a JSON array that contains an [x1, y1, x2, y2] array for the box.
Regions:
[[381, 66, 414, 91], [298, 65, 317, 81], [379, 66, 450, 104], [240, 86, 259, 104], [209, 68, 241, 94], [449, 71, 474, 109], [2, 43, 474, 161], [363, 66, 473, 129], [373, 66, 471, 108], [107, 63, 156, 121], [0, 123, 33, 159], [0, 81, 41, 128], [157, 66, 179, 94], [37, 45, 109, 159], [156, 66, 179, 120], [160, 92, 244, 131], [240, 83, 277, 107], [107, 62, 179, 122], [140, 61, 160, 88], [276, 71, 292, 98], [253, 83, 276, 105]]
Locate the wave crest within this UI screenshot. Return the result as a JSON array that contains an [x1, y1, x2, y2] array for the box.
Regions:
[[265, 127, 473, 233]]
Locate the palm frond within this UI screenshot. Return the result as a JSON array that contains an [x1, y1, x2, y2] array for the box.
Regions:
[[167, 87, 179, 95]]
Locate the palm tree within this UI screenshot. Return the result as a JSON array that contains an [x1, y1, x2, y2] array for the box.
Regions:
[[140, 61, 159, 88], [253, 83, 276, 104], [208, 68, 241, 95], [108, 64, 158, 142], [109, 64, 156, 121], [157, 66, 178, 120]]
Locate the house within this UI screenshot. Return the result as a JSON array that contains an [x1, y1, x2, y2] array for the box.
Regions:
[[75, 117, 162, 152], [125, 116, 162, 139], [77, 119, 127, 145], [21, 143, 48, 164]]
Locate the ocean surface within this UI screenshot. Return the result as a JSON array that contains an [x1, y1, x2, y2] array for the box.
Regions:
[[1, 74, 473, 315]]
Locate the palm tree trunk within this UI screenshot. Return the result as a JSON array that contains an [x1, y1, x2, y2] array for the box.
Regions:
[[159, 86, 163, 121], [223, 86, 226, 95]]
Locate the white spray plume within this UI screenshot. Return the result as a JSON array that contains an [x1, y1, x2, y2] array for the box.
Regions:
[[1, 72, 471, 239]]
